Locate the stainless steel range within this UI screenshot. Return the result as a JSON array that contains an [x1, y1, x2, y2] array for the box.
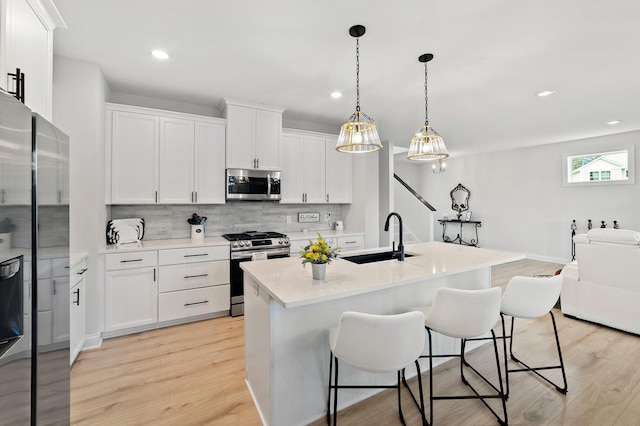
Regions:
[[222, 231, 290, 316]]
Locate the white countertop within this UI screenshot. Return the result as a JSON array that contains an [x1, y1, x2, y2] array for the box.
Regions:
[[99, 237, 229, 253], [241, 241, 525, 308]]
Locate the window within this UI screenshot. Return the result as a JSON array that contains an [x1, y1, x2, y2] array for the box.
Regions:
[[563, 146, 635, 186]]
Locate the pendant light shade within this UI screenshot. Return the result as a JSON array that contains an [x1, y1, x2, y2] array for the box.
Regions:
[[408, 53, 449, 161], [336, 25, 382, 154]]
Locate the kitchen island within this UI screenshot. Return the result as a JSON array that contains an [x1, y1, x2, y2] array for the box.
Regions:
[[241, 242, 525, 426]]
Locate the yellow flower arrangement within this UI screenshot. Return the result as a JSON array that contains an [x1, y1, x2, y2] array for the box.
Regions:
[[300, 233, 340, 266]]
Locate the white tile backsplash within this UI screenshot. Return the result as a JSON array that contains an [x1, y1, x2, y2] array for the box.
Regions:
[[110, 202, 343, 240]]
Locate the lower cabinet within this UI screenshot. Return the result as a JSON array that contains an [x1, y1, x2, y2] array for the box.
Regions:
[[36, 257, 70, 347], [70, 256, 87, 365], [159, 285, 230, 322], [103, 244, 230, 337], [105, 266, 158, 332]]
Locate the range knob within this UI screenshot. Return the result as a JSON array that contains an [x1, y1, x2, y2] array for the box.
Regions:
[[232, 242, 238, 248], [244, 240, 251, 247]]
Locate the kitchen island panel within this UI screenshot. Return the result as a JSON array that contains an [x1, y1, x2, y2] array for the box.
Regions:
[[244, 265, 492, 426]]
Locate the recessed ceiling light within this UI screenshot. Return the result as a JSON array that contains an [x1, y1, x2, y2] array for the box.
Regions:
[[537, 90, 555, 97], [606, 120, 621, 125], [330, 91, 342, 99], [152, 50, 169, 60]]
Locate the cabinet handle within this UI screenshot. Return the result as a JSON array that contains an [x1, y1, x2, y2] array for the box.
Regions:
[[183, 253, 209, 258], [326, 194, 329, 203], [120, 259, 143, 263], [184, 300, 209, 307], [191, 191, 194, 203], [53, 279, 57, 295], [8, 68, 25, 103], [344, 240, 357, 244], [1, 189, 5, 204], [154, 268, 156, 282], [58, 189, 62, 204], [184, 273, 208, 279], [257, 158, 259, 169], [73, 288, 80, 306], [155, 190, 158, 203], [77, 268, 88, 275], [194, 191, 198, 203]]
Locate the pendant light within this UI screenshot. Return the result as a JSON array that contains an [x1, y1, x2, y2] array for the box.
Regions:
[[407, 53, 449, 161], [335, 25, 383, 154]]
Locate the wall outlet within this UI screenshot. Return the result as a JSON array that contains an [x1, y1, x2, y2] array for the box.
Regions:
[[325, 212, 331, 222]]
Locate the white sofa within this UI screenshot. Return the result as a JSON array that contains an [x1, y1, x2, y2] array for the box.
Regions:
[[560, 228, 640, 335]]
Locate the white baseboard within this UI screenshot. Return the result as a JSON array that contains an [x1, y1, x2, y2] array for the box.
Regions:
[[82, 333, 102, 351]]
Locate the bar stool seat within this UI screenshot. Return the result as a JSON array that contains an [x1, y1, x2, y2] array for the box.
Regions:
[[327, 311, 427, 425]]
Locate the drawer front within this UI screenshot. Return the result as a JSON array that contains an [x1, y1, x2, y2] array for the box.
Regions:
[[52, 257, 70, 277], [338, 235, 365, 251], [159, 261, 229, 293], [106, 251, 157, 270], [158, 285, 230, 322], [158, 245, 229, 265], [71, 258, 88, 287]]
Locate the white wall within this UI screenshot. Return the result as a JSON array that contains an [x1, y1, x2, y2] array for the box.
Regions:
[[52, 55, 108, 343], [418, 131, 640, 263]]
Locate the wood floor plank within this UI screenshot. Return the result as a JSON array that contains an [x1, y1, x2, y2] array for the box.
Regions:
[[72, 259, 640, 425]]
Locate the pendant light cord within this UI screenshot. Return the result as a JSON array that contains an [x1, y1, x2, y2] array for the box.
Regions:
[[355, 37, 361, 112], [424, 62, 429, 126]]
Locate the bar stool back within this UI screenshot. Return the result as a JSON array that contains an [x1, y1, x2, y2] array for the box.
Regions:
[[405, 287, 507, 425], [327, 311, 426, 425], [500, 275, 568, 397]]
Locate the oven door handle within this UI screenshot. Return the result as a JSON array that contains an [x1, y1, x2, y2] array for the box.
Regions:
[[231, 249, 290, 260]]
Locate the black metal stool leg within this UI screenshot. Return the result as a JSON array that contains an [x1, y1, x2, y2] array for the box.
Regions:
[[327, 352, 333, 425]]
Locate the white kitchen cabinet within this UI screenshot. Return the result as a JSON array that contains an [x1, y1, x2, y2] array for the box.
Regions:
[[51, 274, 70, 343], [221, 98, 285, 171], [288, 233, 364, 255], [36, 127, 69, 205], [107, 104, 226, 204], [109, 109, 159, 204], [0, 0, 62, 120], [281, 129, 352, 204], [158, 117, 194, 204], [281, 131, 326, 204], [158, 246, 230, 322], [35, 256, 69, 346], [193, 121, 226, 204], [105, 251, 158, 332], [325, 136, 352, 204], [337, 235, 364, 251], [70, 256, 87, 365]]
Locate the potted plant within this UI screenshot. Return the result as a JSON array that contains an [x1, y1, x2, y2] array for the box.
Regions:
[[300, 233, 340, 280]]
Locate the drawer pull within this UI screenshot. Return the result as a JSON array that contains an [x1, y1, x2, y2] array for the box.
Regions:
[[184, 300, 209, 307], [184, 273, 209, 279], [120, 259, 143, 263], [344, 241, 357, 244], [77, 268, 88, 275], [183, 253, 209, 258], [73, 288, 80, 306]]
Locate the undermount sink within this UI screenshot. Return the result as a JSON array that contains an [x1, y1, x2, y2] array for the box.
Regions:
[[340, 251, 416, 264]]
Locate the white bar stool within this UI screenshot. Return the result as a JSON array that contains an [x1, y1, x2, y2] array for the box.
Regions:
[[326, 311, 427, 425], [499, 275, 568, 397], [404, 287, 507, 426]]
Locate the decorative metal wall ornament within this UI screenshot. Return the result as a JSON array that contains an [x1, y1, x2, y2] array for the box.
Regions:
[[408, 53, 449, 161], [450, 183, 470, 219], [335, 25, 383, 154]]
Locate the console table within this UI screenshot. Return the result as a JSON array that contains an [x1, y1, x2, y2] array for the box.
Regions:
[[438, 219, 482, 246]]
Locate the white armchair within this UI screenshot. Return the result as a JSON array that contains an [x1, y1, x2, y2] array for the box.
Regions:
[[560, 228, 640, 335]]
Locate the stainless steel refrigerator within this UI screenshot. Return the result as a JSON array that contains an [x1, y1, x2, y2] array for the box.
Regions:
[[0, 89, 70, 425]]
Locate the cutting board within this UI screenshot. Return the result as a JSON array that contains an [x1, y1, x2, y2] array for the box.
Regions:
[[106, 218, 145, 245]]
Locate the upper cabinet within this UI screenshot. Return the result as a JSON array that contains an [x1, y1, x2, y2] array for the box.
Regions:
[[324, 135, 352, 204], [0, 0, 66, 121], [281, 129, 352, 204], [105, 104, 226, 205], [219, 98, 285, 171]]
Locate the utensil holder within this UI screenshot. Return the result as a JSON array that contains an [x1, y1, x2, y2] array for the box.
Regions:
[[191, 225, 204, 240]]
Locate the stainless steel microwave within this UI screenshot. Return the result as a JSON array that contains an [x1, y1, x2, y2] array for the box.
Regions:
[[226, 169, 281, 201]]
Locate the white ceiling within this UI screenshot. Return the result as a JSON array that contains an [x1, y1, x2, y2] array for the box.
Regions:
[[52, 0, 640, 157]]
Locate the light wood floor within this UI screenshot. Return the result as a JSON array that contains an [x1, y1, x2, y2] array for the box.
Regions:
[[71, 260, 640, 425]]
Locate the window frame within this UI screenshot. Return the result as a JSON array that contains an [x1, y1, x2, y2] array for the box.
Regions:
[[562, 145, 635, 187]]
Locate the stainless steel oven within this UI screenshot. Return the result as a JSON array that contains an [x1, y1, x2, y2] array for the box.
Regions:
[[226, 169, 281, 201], [223, 232, 290, 316]]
